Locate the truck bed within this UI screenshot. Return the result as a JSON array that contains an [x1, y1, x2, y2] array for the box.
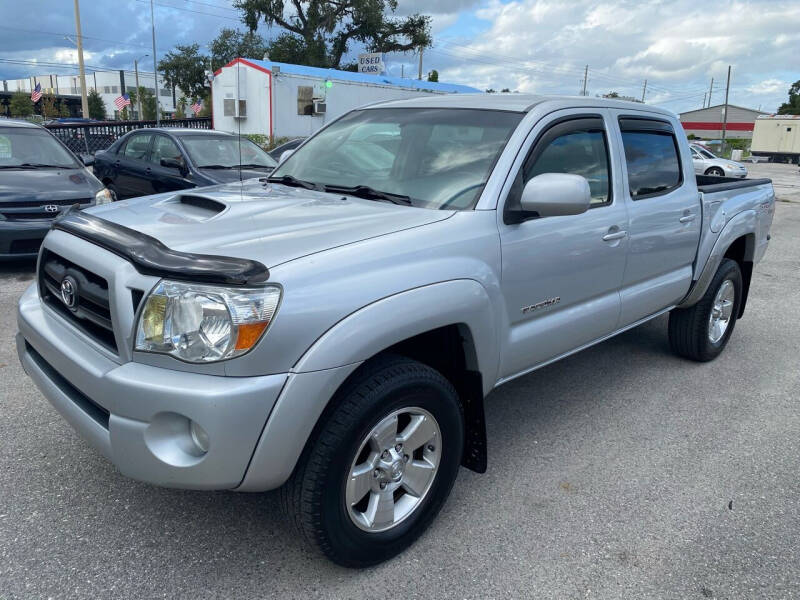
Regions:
[[696, 174, 772, 193]]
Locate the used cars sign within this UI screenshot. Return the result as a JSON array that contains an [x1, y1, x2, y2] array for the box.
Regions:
[[358, 52, 385, 74]]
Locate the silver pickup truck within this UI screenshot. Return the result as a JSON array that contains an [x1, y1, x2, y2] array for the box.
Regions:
[[17, 95, 774, 567]]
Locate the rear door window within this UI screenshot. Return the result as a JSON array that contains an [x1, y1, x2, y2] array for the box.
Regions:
[[619, 118, 682, 199], [122, 133, 153, 160]]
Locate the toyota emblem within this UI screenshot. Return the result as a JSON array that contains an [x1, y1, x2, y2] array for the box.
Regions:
[[43, 205, 59, 214], [60, 276, 78, 309]]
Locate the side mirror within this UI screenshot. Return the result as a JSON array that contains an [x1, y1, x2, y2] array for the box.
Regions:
[[279, 149, 295, 163], [518, 173, 591, 219], [161, 157, 186, 174], [80, 154, 95, 167]]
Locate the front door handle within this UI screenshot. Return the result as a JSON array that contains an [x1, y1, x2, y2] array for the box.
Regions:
[[602, 230, 627, 242], [679, 214, 696, 223]]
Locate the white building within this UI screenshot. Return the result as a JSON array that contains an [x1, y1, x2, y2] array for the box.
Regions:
[[210, 58, 480, 138], [2, 70, 181, 120]]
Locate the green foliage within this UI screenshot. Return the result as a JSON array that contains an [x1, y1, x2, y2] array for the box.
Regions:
[[40, 94, 58, 120], [233, 0, 432, 69], [246, 134, 292, 150], [9, 91, 33, 117], [176, 96, 188, 118], [211, 27, 269, 67], [500, 88, 510, 93], [87, 89, 106, 120], [427, 69, 438, 82], [777, 80, 800, 115], [158, 43, 209, 99], [59, 102, 71, 117], [128, 86, 157, 120], [485, 88, 496, 93]]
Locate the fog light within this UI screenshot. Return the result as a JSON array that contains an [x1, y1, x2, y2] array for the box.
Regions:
[[189, 421, 210, 454]]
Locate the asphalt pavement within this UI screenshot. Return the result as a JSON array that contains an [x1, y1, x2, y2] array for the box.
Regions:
[[0, 174, 798, 599]]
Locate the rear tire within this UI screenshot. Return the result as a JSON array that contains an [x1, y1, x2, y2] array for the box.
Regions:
[[669, 258, 742, 361], [281, 355, 464, 567]]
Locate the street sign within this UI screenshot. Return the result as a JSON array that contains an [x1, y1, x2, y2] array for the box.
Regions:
[[358, 53, 385, 75]]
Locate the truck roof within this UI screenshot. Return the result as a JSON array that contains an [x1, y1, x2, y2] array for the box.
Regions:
[[366, 93, 677, 117]]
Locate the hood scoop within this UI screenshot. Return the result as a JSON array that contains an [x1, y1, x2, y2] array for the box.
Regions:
[[177, 194, 227, 216]]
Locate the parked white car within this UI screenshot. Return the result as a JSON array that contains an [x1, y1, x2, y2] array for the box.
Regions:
[[690, 143, 748, 178]]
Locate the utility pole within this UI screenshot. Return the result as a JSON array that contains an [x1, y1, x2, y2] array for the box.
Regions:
[[707, 77, 714, 107], [150, 0, 161, 125], [582, 65, 588, 96], [418, 48, 423, 80], [401, 64, 404, 78], [721, 65, 731, 144], [134, 57, 147, 120], [641, 79, 647, 103], [73, 0, 89, 118], [702, 92, 707, 108]]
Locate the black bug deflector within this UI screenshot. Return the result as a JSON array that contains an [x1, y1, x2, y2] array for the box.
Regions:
[[51, 208, 270, 285]]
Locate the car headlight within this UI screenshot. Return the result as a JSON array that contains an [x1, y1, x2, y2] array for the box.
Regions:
[[95, 188, 114, 205], [134, 280, 281, 363]]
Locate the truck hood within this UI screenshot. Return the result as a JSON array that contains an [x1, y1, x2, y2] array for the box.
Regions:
[[86, 180, 454, 268]]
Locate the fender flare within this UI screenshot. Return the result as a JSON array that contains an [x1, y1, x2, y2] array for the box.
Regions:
[[237, 279, 498, 491], [293, 279, 499, 390], [678, 210, 756, 308]]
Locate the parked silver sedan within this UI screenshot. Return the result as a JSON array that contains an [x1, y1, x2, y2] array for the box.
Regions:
[[690, 143, 748, 178]]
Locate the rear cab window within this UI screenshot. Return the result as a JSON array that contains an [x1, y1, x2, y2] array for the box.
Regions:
[[619, 118, 682, 199]]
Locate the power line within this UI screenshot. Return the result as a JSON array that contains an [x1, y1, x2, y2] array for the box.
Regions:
[[133, 0, 242, 22]]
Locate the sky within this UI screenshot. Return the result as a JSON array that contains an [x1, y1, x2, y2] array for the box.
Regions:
[[1, 0, 798, 114]]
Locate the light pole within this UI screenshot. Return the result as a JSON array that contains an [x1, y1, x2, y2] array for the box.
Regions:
[[150, 0, 161, 125], [134, 54, 148, 120], [72, 0, 90, 118]]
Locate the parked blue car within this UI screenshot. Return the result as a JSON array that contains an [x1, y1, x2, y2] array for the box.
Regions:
[[93, 128, 277, 199]]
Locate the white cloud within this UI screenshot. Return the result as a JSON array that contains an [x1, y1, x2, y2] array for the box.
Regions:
[[429, 0, 799, 112]]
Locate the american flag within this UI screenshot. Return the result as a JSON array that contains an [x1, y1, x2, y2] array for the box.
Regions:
[[190, 99, 202, 115], [30, 83, 42, 103], [114, 93, 131, 110]]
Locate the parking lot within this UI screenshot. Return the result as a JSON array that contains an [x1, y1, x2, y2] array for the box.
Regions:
[[1, 163, 798, 599]]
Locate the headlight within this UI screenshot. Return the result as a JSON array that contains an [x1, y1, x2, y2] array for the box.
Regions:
[[134, 280, 281, 363], [95, 188, 114, 205]]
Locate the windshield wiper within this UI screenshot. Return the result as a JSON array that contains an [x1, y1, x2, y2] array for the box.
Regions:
[[266, 174, 318, 190], [198, 164, 236, 169], [0, 163, 74, 169], [322, 184, 412, 206], [236, 163, 275, 169]]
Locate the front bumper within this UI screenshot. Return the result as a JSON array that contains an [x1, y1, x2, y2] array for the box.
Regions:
[[725, 167, 748, 178], [0, 220, 51, 259], [17, 283, 288, 490]]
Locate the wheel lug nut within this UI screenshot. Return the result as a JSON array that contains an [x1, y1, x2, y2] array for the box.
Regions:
[[381, 450, 390, 460], [403, 454, 409, 462], [379, 482, 387, 490], [395, 443, 403, 452], [427, 444, 435, 452], [373, 469, 381, 478]]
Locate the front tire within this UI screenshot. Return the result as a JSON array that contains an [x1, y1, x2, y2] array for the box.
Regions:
[[669, 258, 742, 361], [281, 355, 464, 567], [705, 166, 725, 176]]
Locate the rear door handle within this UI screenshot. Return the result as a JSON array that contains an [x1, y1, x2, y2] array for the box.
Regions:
[[679, 214, 696, 223], [602, 230, 627, 242]]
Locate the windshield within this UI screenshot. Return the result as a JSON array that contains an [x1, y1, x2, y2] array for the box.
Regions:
[[0, 126, 81, 168], [271, 108, 523, 210], [181, 135, 277, 169]]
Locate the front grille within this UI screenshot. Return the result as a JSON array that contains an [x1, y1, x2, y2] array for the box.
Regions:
[[38, 249, 117, 353], [0, 198, 91, 221], [0, 198, 90, 209]]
